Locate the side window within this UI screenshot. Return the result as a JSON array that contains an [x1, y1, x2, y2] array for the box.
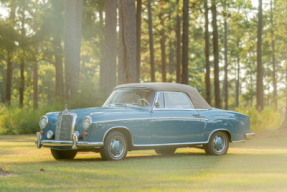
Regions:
[[164, 92, 194, 109], [157, 92, 165, 108]]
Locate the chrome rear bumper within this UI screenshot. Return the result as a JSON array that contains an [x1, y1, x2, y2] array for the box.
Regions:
[[35, 132, 103, 150], [245, 133, 255, 139]]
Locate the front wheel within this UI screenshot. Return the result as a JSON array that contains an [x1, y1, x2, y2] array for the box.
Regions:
[[100, 131, 128, 161], [204, 131, 229, 155], [51, 149, 77, 160]]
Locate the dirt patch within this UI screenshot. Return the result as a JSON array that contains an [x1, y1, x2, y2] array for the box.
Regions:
[[0, 166, 15, 176], [255, 128, 287, 139]]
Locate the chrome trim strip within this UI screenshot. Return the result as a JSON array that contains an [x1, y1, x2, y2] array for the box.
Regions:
[[152, 117, 201, 121], [133, 141, 208, 147], [153, 108, 198, 111], [245, 133, 255, 139], [93, 117, 202, 124], [232, 140, 245, 143]]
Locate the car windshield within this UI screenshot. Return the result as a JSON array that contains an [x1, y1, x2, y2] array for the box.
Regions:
[[104, 88, 155, 107]]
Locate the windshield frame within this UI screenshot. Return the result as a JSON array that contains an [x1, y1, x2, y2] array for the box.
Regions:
[[103, 87, 157, 109]]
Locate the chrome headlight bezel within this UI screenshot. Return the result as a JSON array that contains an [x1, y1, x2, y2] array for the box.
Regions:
[[83, 116, 92, 130], [39, 115, 48, 129], [47, 130, 54, 139]]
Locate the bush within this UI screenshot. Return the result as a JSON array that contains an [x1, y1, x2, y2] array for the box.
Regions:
[[235, 106, 284, 133], [0, 103, 64, 134]]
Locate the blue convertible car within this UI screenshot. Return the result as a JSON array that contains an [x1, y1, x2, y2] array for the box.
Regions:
[[35, 83, 254, 161]]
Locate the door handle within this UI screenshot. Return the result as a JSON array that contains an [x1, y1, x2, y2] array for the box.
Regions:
[[192, 114, 200, 118]]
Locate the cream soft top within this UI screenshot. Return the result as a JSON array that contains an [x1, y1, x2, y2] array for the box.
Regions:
[[115, 83, 211, 109]]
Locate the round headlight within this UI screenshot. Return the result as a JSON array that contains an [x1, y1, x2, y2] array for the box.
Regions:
[[39, 116, 48, 129], [83, 116, 92, 130], [47, 130, 54, 139]]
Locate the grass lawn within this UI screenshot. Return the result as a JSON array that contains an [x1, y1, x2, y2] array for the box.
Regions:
[[1, 129, 287, 191]]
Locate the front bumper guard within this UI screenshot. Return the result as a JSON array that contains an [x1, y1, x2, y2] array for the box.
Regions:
[[35, 131, 103, 150], [245, 133, 255, 139]]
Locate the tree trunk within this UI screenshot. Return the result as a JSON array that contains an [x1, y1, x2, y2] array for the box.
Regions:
[[211, 0, 221, 108], [136, 0, 142, 82], [159, 13, 167, 82], [5, 52, 12, 105], [5, 3, 16, 105], [204, 0, 211, 105], [176, 0, 181, 83], [81, 55, 86, 79], [250, 66, 253, 107], [101, 0, 117, 95], [19, 60, 24, 108], [64, 0, 83, 99], [280, 67, 287, 129], [53, 37, 64, 102], [98, 2, 104, 87], [118, 0, 137, 84], [256, 0, 264, 111], [19, 5, 26, 108], [271, 0, 277, 110], [169, 41, 175, 76], [181, 0, 189, 85], [236, 55, 240, 107], [33, 62, 38, 109], [147, 0, 155, 82], [223, 0, 228, 110]]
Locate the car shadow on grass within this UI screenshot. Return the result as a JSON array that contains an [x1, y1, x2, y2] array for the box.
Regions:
[[71, 151, 207, 162]]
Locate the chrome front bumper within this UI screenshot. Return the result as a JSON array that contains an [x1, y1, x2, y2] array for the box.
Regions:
[[245, 133, 255, 139], [35, 132, 103, 150]]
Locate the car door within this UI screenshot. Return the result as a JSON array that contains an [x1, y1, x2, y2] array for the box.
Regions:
[[151, 91, 204, 144]]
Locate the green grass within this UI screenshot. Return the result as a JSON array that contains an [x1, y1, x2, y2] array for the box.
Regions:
[[1, 131, 287, 191]]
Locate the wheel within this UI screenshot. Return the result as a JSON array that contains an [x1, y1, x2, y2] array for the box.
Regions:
[[100, 131, 128, 161], [155, 148, 176, 155], [204, 131, 229, 155], [50, 149, 77, 160]]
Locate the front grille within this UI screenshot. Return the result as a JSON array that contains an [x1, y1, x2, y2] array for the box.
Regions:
[[55, 113, 74, 140]]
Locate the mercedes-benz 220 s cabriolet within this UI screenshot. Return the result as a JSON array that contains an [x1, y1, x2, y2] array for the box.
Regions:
[[35, 83, 254, 161]]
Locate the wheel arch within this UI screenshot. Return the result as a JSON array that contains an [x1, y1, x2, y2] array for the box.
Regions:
[[207, 129, 232, 143], [102, 126, 133, 150]]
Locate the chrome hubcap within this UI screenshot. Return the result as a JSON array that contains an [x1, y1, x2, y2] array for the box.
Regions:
[[108, 135, 126, 159], [212, 133, 226, 154]]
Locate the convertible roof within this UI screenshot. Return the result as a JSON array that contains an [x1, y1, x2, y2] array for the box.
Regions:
[[115, 83, 212, 109]]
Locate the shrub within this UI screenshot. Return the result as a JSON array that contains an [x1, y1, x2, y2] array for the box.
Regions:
[[0, 103, 63, 134], [235, 106, 283, 133]]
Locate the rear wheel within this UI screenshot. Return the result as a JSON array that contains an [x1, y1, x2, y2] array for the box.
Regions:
[[50, 149, 77, 160], [204, 131, 229, 155], [100, 131, 128, 161], [155, 148, 177, 155]]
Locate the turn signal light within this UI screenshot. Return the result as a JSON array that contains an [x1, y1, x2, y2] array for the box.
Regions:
[[40, 131, 44, 135], [83, 132, 88, 136]]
